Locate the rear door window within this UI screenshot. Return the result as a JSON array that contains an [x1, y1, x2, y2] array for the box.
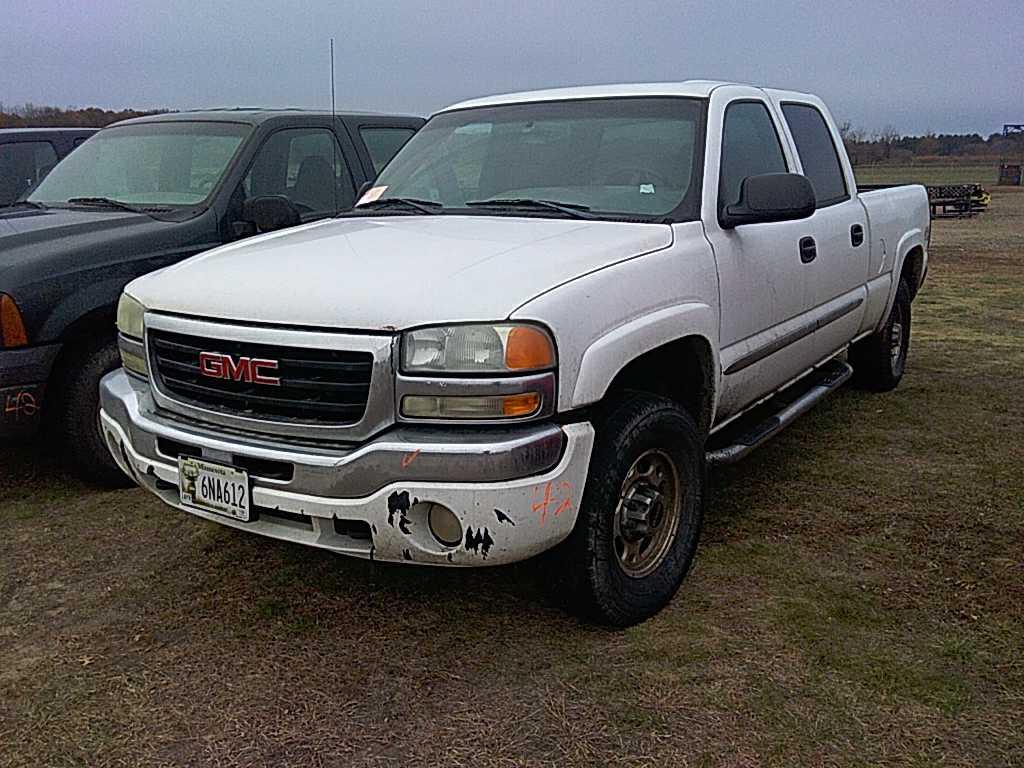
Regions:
[[781, 103, 848, 207], [360, 127, 416, 173], [0, 140, 58, 204]]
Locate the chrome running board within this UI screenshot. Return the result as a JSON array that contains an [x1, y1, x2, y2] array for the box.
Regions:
[[706, 360, 853, 465]]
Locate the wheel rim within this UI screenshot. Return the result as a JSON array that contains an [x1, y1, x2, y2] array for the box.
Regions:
[[613, 449, 683, 579], [889, 305, 906, 373]]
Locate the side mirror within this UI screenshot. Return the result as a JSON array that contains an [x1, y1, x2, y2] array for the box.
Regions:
[[720, 173, 816, 229], [356, 180, 374, 201], [241, 195, 301, 233]]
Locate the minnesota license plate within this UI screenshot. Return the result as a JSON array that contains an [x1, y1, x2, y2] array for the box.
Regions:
[[178, 456, 251, 522]]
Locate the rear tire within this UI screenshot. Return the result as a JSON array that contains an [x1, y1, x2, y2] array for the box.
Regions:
[[54, 338, 133, 487], [850, 278, 912, 392], [554, 392, 704, 627]]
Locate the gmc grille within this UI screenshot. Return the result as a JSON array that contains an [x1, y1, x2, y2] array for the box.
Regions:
[[149, 329, 373, 425]]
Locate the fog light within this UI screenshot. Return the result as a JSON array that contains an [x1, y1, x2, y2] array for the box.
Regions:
[[426, 502, 462, 546]]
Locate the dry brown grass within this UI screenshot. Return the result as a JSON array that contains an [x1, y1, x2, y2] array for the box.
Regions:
[[2, 182, 1022, 767]]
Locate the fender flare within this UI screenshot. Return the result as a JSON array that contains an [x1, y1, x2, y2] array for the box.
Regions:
[[38, 276, 127, 342], [570, 301, 719, 413], [876, 229, 926, 332]]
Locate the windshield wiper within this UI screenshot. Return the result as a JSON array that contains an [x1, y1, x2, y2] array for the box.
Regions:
[[353, 197, 443, 215], [465, 198, 596, 219], [6, 200, 47, 210], [66, 197, 162, 215]]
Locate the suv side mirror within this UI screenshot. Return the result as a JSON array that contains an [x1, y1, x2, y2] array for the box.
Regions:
[[720, 173, 816, 229], [242, 195, 301, 233]]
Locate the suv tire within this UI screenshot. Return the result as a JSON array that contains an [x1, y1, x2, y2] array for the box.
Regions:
[[55, 338, 133, 487]]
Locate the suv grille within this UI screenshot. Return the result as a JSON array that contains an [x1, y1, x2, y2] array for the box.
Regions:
[[149, 329, 373, 425]]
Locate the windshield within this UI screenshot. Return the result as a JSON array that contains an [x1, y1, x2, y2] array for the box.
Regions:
[[29, 121, 250, 207], [368, 97, 704, 220]]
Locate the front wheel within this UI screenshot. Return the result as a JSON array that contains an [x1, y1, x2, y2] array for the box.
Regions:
[[53, 338, 133, 487], [555, 393, 705, 627]]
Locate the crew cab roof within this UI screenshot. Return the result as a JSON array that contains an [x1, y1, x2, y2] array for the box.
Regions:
[[439, 81, 824, 113], [110, 108, 421, 127], [0, 127, 98, 135]]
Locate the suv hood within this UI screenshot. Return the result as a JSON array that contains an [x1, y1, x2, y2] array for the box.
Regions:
[[0, 206, 166, 272], [128, 215, 673, 330]]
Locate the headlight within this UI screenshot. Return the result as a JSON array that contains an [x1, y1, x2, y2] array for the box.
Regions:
[[401, 323, 555, 374], [116, 292, 146, 340], [116, 292, 148, 376], [398, 323, 556, 422]]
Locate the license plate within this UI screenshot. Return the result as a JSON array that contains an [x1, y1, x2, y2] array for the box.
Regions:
[[178, 456, 251, 522]]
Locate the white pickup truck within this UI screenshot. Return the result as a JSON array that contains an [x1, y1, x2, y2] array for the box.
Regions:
[[101, 82, 929, 625]]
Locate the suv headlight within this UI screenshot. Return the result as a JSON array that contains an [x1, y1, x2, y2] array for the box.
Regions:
[[399, 323, 556, 421], [402, 324, 555, 374], [116, 292, 148, 376]]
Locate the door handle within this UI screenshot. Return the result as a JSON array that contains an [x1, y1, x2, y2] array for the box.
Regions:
[[799, 236, 817, 264], [851, 224, 864, 247]]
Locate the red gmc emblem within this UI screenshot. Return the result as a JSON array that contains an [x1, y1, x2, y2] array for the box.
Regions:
[[198, 351, 281, 386]]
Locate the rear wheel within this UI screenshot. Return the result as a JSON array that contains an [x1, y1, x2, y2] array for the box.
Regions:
[[53, 338, 133, 487], [850, 278, 912, 392], [555, 393, 704, 627]]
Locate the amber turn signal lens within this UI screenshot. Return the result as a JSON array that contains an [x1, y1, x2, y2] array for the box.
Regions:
[[0, 294, 28, 348], [505, 326, 555, 371], [502, 392, 542, 417], [402, 392, 542, 420]]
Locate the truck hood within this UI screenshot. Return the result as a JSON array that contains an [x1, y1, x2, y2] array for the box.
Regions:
[[128, 215, 673, 330]]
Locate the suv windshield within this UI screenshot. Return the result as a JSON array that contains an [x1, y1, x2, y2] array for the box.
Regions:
[[367, 97, 704, 220], [29, 121, 250, 207]]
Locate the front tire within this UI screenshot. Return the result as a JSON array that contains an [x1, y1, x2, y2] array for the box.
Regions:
[[850, 278, 912, 392], [556, 393, 705, 627], [54, 338, 133, 487]]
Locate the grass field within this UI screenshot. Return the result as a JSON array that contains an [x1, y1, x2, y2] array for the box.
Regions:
[[2, 180, 1022, 767], [854, 161, 1004, 186]]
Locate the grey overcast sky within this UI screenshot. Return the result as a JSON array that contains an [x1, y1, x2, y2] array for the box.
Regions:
[[3, 0, 1021, 135]]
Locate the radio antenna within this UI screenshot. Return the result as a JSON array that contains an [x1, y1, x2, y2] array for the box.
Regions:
[[330, 37, 338, 213], [330, 37, 337, 120]]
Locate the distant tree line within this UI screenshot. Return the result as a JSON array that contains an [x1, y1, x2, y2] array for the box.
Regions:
[[2, 102, 1021, 166], [0, 103, 172, 128], [838, 121, 1024, 165]]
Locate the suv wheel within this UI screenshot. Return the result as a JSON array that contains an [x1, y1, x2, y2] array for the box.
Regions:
[[556, 392, 704, 626], [54, 338, 133, 487]]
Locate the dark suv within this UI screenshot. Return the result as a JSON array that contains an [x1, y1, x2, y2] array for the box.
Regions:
[[0, 109, 422, 481], [0, 128, 98, 206]]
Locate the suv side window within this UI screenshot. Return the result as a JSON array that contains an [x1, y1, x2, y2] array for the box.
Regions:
[[781, 103, 848, 207], [360, 127, 416, 173], [242, 128, 354, 216], [719, 101, 788, 210], [0, 140, 59, 205]]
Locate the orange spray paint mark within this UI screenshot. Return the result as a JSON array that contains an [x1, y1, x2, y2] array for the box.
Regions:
[[532, 481, 573, 526]]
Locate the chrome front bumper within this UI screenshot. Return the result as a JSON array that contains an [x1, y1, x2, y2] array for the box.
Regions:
[[99, 370, 595, 566]]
